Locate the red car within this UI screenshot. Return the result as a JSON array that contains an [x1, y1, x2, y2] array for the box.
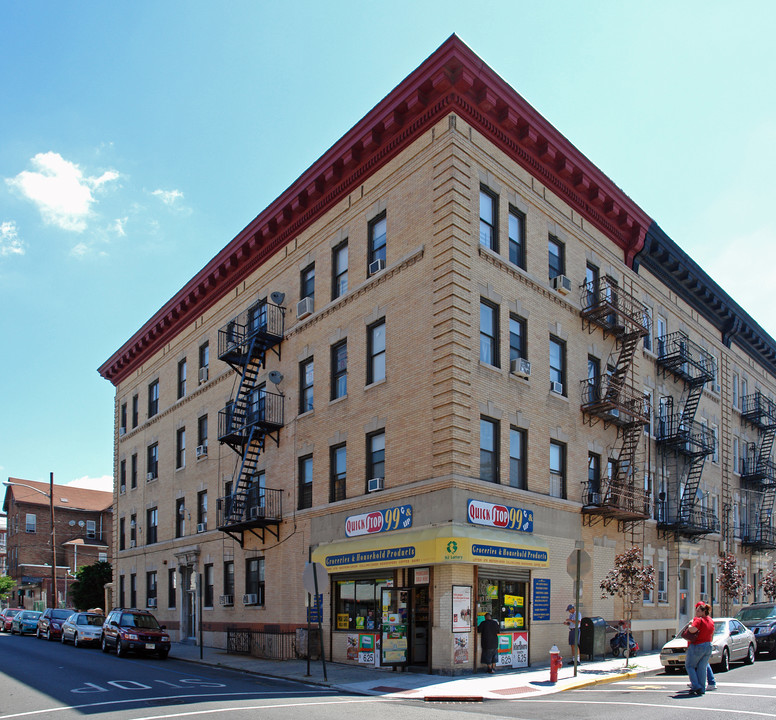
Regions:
[[37, 608, 74, 640], [1, 608, 22, 632]]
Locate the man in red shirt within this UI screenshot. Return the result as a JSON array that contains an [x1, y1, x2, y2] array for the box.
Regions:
[[684, 601, 714, 695]]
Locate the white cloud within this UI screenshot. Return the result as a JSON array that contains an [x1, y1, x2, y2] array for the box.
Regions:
[[152, 188, 184, 205], [0, 220, 25, 256], [113, 217, 128, 237], [67, 475, 113, 492], [6, 152, 120, 232]]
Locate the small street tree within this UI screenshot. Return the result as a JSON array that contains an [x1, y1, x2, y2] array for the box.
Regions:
[[0, 575, 15, 602], [600, 546, 654, 665], [718, 553, 751, 614], [761, 566, 776, 601], [69, 561, 112, 611]]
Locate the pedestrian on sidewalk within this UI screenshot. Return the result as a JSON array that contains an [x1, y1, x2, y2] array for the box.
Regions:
[[477, 612, 499, 674], [684, 601, 714, 696], [564, 604, 581, 662]]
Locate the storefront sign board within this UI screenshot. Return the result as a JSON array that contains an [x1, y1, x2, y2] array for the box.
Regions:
[[345, 504, 412, 537], [467, 499, 534, 533], [532, 578, 551, 621]]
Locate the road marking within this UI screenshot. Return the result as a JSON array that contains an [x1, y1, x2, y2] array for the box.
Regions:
[[618, 680, 776, 690], [519, 699, 776, 717]]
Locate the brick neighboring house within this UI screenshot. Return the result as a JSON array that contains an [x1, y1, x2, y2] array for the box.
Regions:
[[2, 478, 112, 609], [0, 514, 7, 577]]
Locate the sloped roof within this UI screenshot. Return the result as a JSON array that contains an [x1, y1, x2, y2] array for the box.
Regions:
[[3, 477, 112, 513]]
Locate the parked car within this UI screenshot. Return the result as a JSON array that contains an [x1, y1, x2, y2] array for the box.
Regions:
[[660, 617, 756, 673], [101, 608, 171, 658], [1, 608, 22, 632], [61, 611, 106, 647], [37, 608, 74, 641], [11, 610, 42, 635], [735, 602, 776, 658]]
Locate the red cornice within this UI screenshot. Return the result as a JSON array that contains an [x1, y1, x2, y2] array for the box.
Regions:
[[98, 35, 652, 386]]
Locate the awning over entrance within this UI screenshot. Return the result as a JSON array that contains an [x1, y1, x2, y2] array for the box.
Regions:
[[311, 523, 549, 573]]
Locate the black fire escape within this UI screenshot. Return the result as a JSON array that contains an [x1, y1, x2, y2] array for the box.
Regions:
[[740, 391, 776, 550], [216, 298, 285, 547], [579, 277, 651, 526], [655, 331, 719, 538]]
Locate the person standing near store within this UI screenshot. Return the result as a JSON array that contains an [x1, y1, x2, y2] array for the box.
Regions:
[[564, 603, 581, 662], [684, 601, 714, 696], [477, 612, 499, 673]]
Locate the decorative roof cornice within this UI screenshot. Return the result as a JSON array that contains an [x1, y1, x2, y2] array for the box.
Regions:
[[97, 35, 653, 386]]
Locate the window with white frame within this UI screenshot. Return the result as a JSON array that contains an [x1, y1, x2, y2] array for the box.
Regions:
[[25, 513, 36, 533], [741, 377, 748, 409], [549, 336, 566, 395], [658, 559, 667, 603], [712, 424, 719, 463], [367, 319, 386, 384], [732, 372, 739, 409]]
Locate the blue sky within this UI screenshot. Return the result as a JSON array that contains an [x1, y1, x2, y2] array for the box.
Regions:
[[2, 1, 775, 492]]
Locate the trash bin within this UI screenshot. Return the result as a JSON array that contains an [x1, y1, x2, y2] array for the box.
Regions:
[[579, 616, 606, 660]]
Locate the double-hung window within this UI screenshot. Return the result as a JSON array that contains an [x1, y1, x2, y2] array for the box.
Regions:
[[198, 415, 208, 450], [549, 336, 566, 395], [300, 358, 314, 413], [197, 490, 207, 529], [480, 300, 499, 367], [130, 453, 137, 489], [508, 206, 525, 268], [176, 427, 185, 469], [146, 507, 158, 545], [301, 263, 315, 302], [175, 498, 185, 538], [368, 213, 387, 271], [25, 514, 36, 533], [147, 443, 158, 480], [199, 341, 209, 382], [148, 380, 159, 418], [549, 441, 566, 498], [587, 452, 601, 503], [168, 568, 177, 608], [331, 340, 347, 400], [332, 241, 348, 299], [204, 564, 214, 607], [480, 417, 499, 483], [509, 427, 526, 489], [548, 235, 564, 279], [177, 359, 187, 399], [330, 444, 347, 502], [367, 431, 385, 487], [245, 557, 265, 605], [223, 561, 234, 600], [132, 394, 139, 428], [479, 186, 498, 251], [298, 455, 313, 510], [367, 320, 386, 384], [509, 314, 526, 363], [146, 571, 157, 607]]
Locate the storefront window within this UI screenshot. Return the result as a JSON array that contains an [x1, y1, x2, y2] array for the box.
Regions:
[[335, 576, 393, 630], [477, 577, 529, 630]]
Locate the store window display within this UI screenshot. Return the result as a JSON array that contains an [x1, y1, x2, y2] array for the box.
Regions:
[[477, 577, 529, 630]]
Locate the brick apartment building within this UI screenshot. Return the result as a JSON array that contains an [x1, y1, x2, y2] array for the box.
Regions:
[[2, 478, 112, 608], [0, 514, 7, 578], [98, 36, 776, 673]]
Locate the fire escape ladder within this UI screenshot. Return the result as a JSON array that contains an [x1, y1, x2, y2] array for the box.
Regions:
[[226, 428, 265, 525]]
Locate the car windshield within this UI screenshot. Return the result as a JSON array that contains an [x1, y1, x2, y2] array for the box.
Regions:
[[121, 613, 161, 629], [6, 609, 20, 617], [737, 606, 776, 622], [677, 621, 726, 636], [22, 612, 41, 619], [78, 614, 105, 626], [51, 609, 71, 620]]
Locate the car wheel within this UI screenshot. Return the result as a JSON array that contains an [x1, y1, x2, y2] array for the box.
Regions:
[[61, 632, 66, 644], [745, 643, 756, 665], [74, 633, 80, 648], [116, 639, 126, 657], [47, 629, 55, 641], [36, 628, 41, 639], [611, 646, 620, 657], [101, 635, 110, 653], [717, 647, 730, 673]]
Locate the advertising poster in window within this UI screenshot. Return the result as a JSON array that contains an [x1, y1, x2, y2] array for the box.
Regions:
[[453, 633, 469, 664], [512, 631, 528, 667], [452, 585, 472, 632], [503, 593, 524, 628], [346, 634, 359, 661]]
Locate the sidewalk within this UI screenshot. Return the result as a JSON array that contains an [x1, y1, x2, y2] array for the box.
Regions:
[[170, 643, 664, 700]]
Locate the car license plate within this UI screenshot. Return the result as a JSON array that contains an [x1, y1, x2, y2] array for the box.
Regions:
[[145, 643, 156, 650], [675, 654, 686, 662]]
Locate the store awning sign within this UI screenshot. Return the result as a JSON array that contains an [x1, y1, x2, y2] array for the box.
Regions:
[[345, 504, 412, 537], [467, 499, 534, 533]]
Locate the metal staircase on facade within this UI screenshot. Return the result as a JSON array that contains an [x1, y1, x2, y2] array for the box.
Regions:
[[216, 299, 285, 547], [579, 277, 652, 528]]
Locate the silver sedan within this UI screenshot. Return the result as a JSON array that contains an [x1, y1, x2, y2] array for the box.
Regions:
[[60, 612, 106, 648], [660, 617, 756, 673]]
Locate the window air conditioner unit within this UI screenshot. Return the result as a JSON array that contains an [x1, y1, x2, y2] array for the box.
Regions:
[[147, 598, 157, 608], [510, 357, 531, 378], [196, 522, 207, 533], [119, 485, 126, 494], [657, 590, 667, 603], [551, 274, 572, 295], [248, 506, 264, 519], [119, 427, 126, 436], [243, 593, 258, 605], [129, 539, 136, 548], [147, 472, 156, 481], [367, 477, 384, 493], [297, 296, 314, 320], [196, 445, 208, 459], [199, 367, 209, 384], [550, 381, 564, 395], [219, 595, 234, 606], [368, 258, 386, 276]]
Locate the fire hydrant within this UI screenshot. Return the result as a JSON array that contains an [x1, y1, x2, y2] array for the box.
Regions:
[[549, 644, 563, 683]]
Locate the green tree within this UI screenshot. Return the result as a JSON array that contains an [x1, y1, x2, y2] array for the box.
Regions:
[[69, 561, 112, 610], [0, 575, 15, 601]]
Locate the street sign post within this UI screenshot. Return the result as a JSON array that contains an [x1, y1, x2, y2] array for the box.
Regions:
[[304, 559, 328, 680], [566, 547, 590, 677]]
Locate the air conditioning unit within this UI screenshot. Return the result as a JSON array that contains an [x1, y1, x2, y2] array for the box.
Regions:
[[119, 484, 126, 494], [243, 593, 258, 605], [196, 445, 208, 459], [368, 258, 386, 276], [657, 590, 668, 603], [551, 274, 572, 295], [550, 381, 564, 395], [219, 595, 234, 606], [297, 296, 314, 320], [119, 426, 126, 436], [129, 539, 136, 548], [248, 506, 265, 519], [147, 598, 157, 608], [147, 472, 156, 481], [367, 477, 384, 493], [510, 357, 531, 378], [196, 522, 207, 533]]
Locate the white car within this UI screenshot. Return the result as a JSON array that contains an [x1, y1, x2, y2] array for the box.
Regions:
[[60, 611, 106, 648], [660, 617, 756, 673]]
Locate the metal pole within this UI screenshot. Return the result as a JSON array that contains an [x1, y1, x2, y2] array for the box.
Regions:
[[312, 565, 327, 681], [50, 472, 57, 609], [306, 548, 311, 677], [199, 573, 203, 660], [574, 547, 581, 677]]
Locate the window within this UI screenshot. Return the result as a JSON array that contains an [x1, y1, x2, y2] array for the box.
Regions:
[[509, 427, 526, 489], [146, 571, 157, 607], [643, 306, 653, 351], [130, 453, 137, 489], [587, 452, 601, 503], [198, 415, 208, 449], [656, 315, 667, 355], [147, 443, 158, 480], [332, 241, 348, 299], [130, 573, 137, 608], [367, 431, 385, 488], [367, 319, 386, 384], [732, 372, 739, 409], [132, 394, 139, 428], [741, 377, 748, 409], [658, 560, 667, 603], [223, 560, 234, 598], [368, 213, 387, 269], [245, 557, 265, 605], [330, 444, 347, 502], [148, 379, 159, 418], [177, 358, 187, 399], [119, 575, 126, 608], [479, 186, 498, 251], [480, 300, 499, 366], [168, 568, 177, 609], [549, 441, 566, 498], [335, 576, 391, 630], [120, 459, 126, 490], [509, 314, 526, 363], [199, 341, 209, 381], [585, 263, 599, 308], [712, 424, 719, 463], [176, 427, 186, 469], [549, 336, 566, 395], [98, 552, 107, 563], [548, 235, 564, 279], [300, 357, 314, 413], [298, 455, 313, 510], [331, 340, 347, 400], [146, 507, 158, 545], [175, 498, 185, 538], [130, 513, 136, 546], [25, 514, 36, 533], [204, 564, 214, 607], [86, 519, 96, 539], [120, 403, 127, 432], [197, 490, 208, 528], [301, 263, 315, 301], [733, 436, 740, 475], [480, 417, 499, 483], [508, 205, 525, 268], [119, 517, 126, 551], [248, 471, 266, 514]]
